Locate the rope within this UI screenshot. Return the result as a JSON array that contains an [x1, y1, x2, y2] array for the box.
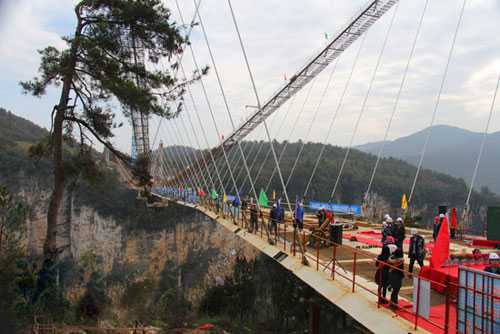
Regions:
[[364, 0, 430, 202], [227, 0, 293, 214], [303, 32, 368, 199], [408, 0, 468, 204], [330, 2, 400, 200], [466, 73, 500, 206]]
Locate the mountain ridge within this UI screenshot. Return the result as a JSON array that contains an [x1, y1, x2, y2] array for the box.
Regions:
[[357, 124, 500, 194]]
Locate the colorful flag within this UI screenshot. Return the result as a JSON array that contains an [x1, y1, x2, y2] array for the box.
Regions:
[[223, 192, 228, 203], [272, 190, 276, 201], [324, 32, 329, 40], [401, 193, 408, 211], [430, 216, 450, 268], [284, 73, 287, 81], [258, 189, 268, 207], [211, 189, 218, 200]]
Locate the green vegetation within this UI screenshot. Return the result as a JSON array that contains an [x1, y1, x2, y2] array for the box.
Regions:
[[215, 140, 500, 227], [20, 0, 204, 260]]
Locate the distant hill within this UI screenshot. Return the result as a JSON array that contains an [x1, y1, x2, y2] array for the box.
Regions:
[[357, 125, 500, 194], [0, 107, 48, 150], [158, 139, 500, 229], [0, 107, 190, 227]]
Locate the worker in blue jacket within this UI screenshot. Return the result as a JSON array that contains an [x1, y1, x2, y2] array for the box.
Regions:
[[294, 201, 305, 231]]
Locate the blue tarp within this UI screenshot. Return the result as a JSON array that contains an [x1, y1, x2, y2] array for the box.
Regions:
[[308, 200, 361, 216]]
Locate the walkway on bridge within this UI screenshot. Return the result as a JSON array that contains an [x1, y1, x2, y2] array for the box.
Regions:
[[154, 193, 483, 334]]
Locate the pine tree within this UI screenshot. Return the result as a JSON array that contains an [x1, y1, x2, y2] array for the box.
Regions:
[[21, 0, 204, 260]]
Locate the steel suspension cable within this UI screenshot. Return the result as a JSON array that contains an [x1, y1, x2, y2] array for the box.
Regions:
[[151, 0, 202, 150], [302, 33, 368, 199], [264, 78, 318, 192], [182, 102, 216, 191], [166, 120, 203, 190], [408, 0, 468, 205], [285, 59, 340, 188], [169, 118, 205, 190], [175, 1, 239, 199], [161, 123, 196, 190], [227, 0, 294, 215], [466, 74, 500, 207], [177, 112, 211, 190], [251, 95, 297, 190], [194, 5, 263, 206], [364, 0, 430, 202], [330, 2, 399, 201], [181, 63, 226, 195], [234, 103, 284, 190]]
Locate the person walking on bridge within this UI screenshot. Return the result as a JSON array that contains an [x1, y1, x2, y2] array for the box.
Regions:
[[269, 203, 279, 236], [388, 247, 405, 309], [433, 213, 447, 241], [294, 201, 305, 232], [381, 215, 393, 244], [316, 207, 326, 228], [392, 217, 406, 250], [408, 228, 425, 274], [250, 202, 258, 233]]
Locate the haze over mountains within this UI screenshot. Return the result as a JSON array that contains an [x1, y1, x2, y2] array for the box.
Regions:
[[357, 125, 500, 194]]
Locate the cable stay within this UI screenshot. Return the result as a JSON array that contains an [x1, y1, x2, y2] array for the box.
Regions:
[[166, 0, 399, 186]]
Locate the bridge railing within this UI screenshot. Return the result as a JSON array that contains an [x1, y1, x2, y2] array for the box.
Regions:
[[222, 204, 498, 334], [162, 195, 498, 334]]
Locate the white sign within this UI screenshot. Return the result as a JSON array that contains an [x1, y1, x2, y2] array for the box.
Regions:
[[413, 277, 431, 320]]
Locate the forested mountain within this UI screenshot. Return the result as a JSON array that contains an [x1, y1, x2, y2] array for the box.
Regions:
[[357, 125, 500, 194], [161, 139, 500, 224], [2, 107, 498, 225]]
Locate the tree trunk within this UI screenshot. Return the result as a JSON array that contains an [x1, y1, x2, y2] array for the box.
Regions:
[[44, 18, 83, 260]]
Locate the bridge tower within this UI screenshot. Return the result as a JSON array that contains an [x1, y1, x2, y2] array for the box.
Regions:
[[128, 33, 150, 163]]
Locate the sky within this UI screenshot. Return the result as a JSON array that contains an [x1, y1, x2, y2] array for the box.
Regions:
[[1, 0, 500, 154]]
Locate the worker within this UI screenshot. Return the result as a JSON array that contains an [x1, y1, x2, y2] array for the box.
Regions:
[[433, 213, 447, 241], [381, 216, 393, 244], [316, 207, 326, 228], [269, 203, 279, 236], [375, 243, 391, 304], [388, 247, 405, 309], [484, 253, 500, 275], [450, 207, 458, 239], [294, 201, 305, 232], [232, 196, 240, 221], [408, 228, 426, 274], [392, 217, 406, 249], [250, 203, 258, 233]]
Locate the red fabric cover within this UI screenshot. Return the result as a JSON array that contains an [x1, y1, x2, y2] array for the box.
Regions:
[[431, 217, 450, 268], [419, 264, 487, 295], [471, 238, 500, 248], [198, 323, 215, 330], [391, 300, 457, 334]]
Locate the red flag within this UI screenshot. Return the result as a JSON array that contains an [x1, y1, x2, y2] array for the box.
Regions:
[[284, 73, 287, 81], [450, 208, 458, 229], [430, 216, 450, 268]]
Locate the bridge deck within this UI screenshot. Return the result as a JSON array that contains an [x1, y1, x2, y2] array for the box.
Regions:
[[158, 195, 439, 334]]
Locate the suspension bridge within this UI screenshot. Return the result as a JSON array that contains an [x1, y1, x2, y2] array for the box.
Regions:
[[113, 0, 500, 333]]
